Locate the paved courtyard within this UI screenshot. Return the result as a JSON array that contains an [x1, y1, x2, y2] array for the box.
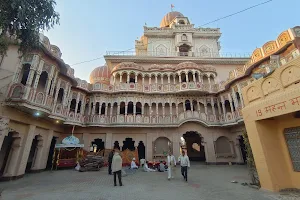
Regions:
[[0, 163, 299, 200]]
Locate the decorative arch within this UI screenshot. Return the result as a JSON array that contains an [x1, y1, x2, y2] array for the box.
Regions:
[[214, 136, 233, 157]]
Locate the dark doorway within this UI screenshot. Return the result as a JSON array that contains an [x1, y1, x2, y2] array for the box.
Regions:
[[91, 138, 105, 151], [113, 141, 120, 150], [122, 138, 135, 151], [26, 135, 39, 172], [137, 141, 145, 160], [182, 131, 206, 161], [0, 133, 14, 176], [239, 135, 247, 164], [46, 137, 57, 169]]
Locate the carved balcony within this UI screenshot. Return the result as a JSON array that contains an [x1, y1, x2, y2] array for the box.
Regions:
[[92, 82, 220, 94], [6, 84, 54, 113]]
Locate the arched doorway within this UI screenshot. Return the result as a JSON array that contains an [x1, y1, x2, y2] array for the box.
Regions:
[[238, 135, 247, 164], [122, 138, 135, 151], [113, 141, 120, 150], [46, 137, 57, 169], [91, 138, 105, 152], [137, 141, 145, 160], [182, 131, 206, 161], [153, 137, 172, 158], [26, 135, 41, 172], [0, 132, 15, 176]]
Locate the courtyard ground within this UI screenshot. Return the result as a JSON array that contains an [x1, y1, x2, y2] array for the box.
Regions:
[[0, 163, 299, 200]]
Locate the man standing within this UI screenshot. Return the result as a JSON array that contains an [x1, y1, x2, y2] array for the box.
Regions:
[[108, 149, 115, 175], [112, 149, 123, 186], [178, 151, 190, 182], [167, 152, 176, 180]]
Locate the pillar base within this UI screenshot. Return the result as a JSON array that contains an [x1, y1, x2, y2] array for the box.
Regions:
[[0, 174, 24, 182]]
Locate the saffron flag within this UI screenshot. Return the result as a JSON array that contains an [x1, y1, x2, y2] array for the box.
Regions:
[[171, 4, 175, 10]]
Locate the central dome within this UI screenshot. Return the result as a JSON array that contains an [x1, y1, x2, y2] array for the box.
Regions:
[[160, 11, 184, 28], [89, 65, 111, 84]]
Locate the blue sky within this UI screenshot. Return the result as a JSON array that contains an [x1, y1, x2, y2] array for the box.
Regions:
[[46, 0, 300, 81]]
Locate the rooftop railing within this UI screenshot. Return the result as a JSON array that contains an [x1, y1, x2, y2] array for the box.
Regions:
[[106, 51, 251, 58]]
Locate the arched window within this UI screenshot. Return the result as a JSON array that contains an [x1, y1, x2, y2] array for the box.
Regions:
[[77, 101, 82, 113], [179, 44, 191, 56], [181, 34, 187, 41], [136, 102, 142, 115], [37, 71, 48, 91], [95, 102, 100, 114], [120, 102, 125, 115], [100, 103, 106, 115], [215, 136, 232, 157], [185, 100, 191, 111], [127, 102, 133, 114], [20, 64, 31, 85], [69, 99, 76, 112], [57, 88, 64, 103]]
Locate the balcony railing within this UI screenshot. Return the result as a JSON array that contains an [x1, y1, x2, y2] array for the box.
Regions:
[[78, 110, 243, 127], [93, 82, 220, 93], [106, 51, 251, 58]]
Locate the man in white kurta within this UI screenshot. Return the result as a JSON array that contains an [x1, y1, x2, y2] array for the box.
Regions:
[[167, 152, 176, 180]]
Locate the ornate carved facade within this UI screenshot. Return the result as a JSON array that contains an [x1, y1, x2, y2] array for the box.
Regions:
[[0, 11, 299, 180]]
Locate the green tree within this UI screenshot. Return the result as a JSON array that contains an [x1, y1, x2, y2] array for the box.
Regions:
[[0, 0, 60, 56]]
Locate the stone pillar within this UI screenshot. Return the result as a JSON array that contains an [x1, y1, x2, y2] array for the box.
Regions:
[[156, 104, 158, 118], [146, 133, 153, 160], [232, 88, 239, 109], [105, 105, 108, 117], [105, 133, 113, 149], [127, 74, 130, 83], [23, 68, 36, 100], [3, 125, 36, 177], [162, 105, 165, 117], [192, 72, 196, 82], [211, 97, 216, 116], [217, 100, 222, 117], [110, 104, 113, 119], [173, 76, 176, 84], [204, 105, 208, 116], [74, 93, 80, 114], [155, 75, 158, 84], [149, 77, 152, 84], [52, 79, 61, 112], [197, 101, 201, 113], [160, 76, 163, 85], [119, 74, 122, 83], [149, 106, 152, 116], [176, 105, 179, 117], [33, 130, 54, 170], [92, 101, 96, 115], [82, 133, 90, 152], [133, 104, 136, 115], [167, 75, 170, 84], [221, 101, 226, 120], [185, 73, 188, 82], [179, 75, 182, 83], [228, 94, 235, 118], [135, 75, 138, 83], [172, 132, 180, 159], [237, 84, 245, 108], [125, 104, 128, 116], [198, 74, 201, 83], [142, 76, 144, 85]]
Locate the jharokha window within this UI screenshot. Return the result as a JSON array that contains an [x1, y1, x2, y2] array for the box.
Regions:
[[284, 127, 300, 172]]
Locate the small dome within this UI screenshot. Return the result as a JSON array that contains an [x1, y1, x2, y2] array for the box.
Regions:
[[89, 65, 111, 84], [62, 135, 80, 145], [160, 11, 184, 28]]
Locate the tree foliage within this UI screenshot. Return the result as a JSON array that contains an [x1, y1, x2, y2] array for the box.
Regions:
[[242, 131, 260, 187], [0, 0, 60, 56]]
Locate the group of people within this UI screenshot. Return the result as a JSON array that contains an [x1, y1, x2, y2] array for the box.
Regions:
[[108, 149, 190, 186]]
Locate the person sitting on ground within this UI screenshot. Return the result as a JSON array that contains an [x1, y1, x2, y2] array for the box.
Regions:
[[143, 161, 156, 172], [130, 157, 138, 169], [158, 161, 165, 172]]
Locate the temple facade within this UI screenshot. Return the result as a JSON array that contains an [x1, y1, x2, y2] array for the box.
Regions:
[[0, 11, 299, 184]]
